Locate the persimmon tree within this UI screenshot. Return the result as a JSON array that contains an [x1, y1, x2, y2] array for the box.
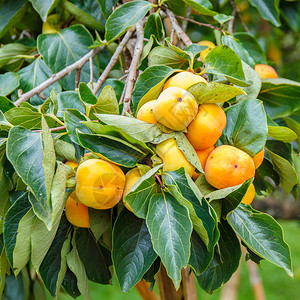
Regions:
[[0, 0, 299, 299]]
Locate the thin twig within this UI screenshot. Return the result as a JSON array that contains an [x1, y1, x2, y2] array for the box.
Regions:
[[38, 93, 47, 100], [181, 7, 192, 32], [75, 69, 81, 89], [165, 9, 192, 46], [170, 28, 175, 45], [121, 21, 144, 115], [92, 27, 135, 95], [17, 89, 23, 98], [118, 73, 128, 81], [155, 174, 165, 189], [89, 57, 94, 89], [33, 126, 66, 133], [175, 15, 225, 33], [14, 45, 106, 106], [230, 0, 250, 32]]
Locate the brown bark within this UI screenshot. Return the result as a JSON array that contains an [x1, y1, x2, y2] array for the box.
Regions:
[[135, 279, 159, 300]]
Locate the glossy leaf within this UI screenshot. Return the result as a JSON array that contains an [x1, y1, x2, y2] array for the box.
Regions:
[[146, 192, 192, 289], [187, 82, 245, 104], [88, 209, 111, 242], [98, 0, 118, 19], [228, 204, 293, 277], [113, 209, 157, 292], [62, 268, 81, 299], [204, 45, 249, 87], [132, 65, 176, 115], [182, 0, 217, 16], [95, 114, 162, 143], [77, 131, 146, 167], [105, 1, 154, 42], [162, 168, 217, 249], [29, 0, 57, 22], [248, 0, 280, 27], [258, 78, 300, 119], [124, 164, 162, 218], [268, 126, 297, 143], [197, 220, 241, 294], [144, 13, 164, 41], [220, 99, 268, 157], [38, 25, 98, 90], [0, 72, 20, 96]]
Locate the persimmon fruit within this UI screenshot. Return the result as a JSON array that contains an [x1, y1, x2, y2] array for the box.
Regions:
[[136, 100, 157, 124]]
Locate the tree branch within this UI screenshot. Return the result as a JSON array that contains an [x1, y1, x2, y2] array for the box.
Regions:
[[121, 22, 144, 115], [175, 15, 225, 33], [92, 26, 136, 95], [230, 0, 250, 33], [165, 9, 192, 46], [14, 45, 106, 106]]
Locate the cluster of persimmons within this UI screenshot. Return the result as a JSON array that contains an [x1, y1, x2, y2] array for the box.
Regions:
[[64, 41, 278, 229]]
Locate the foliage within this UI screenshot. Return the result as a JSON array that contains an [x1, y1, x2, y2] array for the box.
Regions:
[[0, 0, 299, 299]]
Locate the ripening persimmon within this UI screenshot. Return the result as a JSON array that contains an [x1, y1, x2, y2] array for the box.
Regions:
[[153, 87, 198, 131], [123, 168, 142, 211], [75, 159, 125, 209], [163, 71, 207, 91], [186, 104, 226, 150], [136, 100, 157, 124], [65, 161, 79, 170], [205, 145, 255, 189], [156, 138, 195, 177], [192, 145, 215, 180], [241, 183, 255, 205], [197, 40, 215, 63], [254, 64, 278, 79], [252, 148, 264, 169], [65, 191, 90, 228]]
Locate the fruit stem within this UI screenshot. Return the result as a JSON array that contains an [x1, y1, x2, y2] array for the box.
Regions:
[[155, 174, 165, 189]]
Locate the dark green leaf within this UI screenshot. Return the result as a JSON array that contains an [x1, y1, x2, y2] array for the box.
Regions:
[[0, 96, 15, 114], [204, 45, 248, 86], [196, 220, 241, 294], [0, 72, 20, 97], [77, 131, 146, 167], [248, 0, 280, 27], [29, 0, 57, 22], [182, 0, 217, 16], [75, 228, 111, 284], [88, 208, 111, 241], [228, 204, 293, 277], [220, 99, 268, 157], [98, 0, 118, 19], [62, 268, 81, 299], [146, 192, 193, 289], [105, 1, 154, 42], [113, 209, 157, 292], [258, 78, 300, 119], [144, 13, 164, 41]]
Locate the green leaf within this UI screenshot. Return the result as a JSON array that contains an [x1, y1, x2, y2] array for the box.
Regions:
[[258, 78, 300, 119], [88, 208, 111, 242], [40, 217, 71, 297], [98, 0, 118, 19], [187, 82, 245, 104], [75, 229, 111, 284], [57, 92, 85, 118], [235, 61, 261, 101], [213, 13, 233, 24], [7, 126, 54, 228], [266, 140, 298, 194], [220, 99, 268, 157], [182, 0, 217, 16], [166, 0, 187, 16], [196, 220, 241, 294], [95, 114, 162, 143], [17, 58, 61, 105], [228, 204, 293, 277], [233, 32, 267, 65], [148, 46, 189, 69], [268, 126, 297, 143], [0, 0, 28, 38], [64, 109, 92, 144], [0, 72, 20, 96], [0, 96, 15, 114], [105, 0, 154, 43], [189, 231, 214, 276], [132, 65, 176, 115], [248, 0, 280, 27], [77, 131, 146, 167], [162, 168, 217, 249], [96, 78, 124, 102], [66, 233, 91, 300], [112, 209, 157, 292], [80, 83, 119, 118], [124, 164, 162, 218], [146, 192, 192, 289], [204, 45, 249, 87], [3, 192, 32, 268], [62, 268, 81, 299], [54, 139, 77, 162], [61, 0, 104, 31], [175, 132, 203, 173], [29, 0, 57, 22], [38, 25, 98, 90], [144, 13, 164, 41]]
